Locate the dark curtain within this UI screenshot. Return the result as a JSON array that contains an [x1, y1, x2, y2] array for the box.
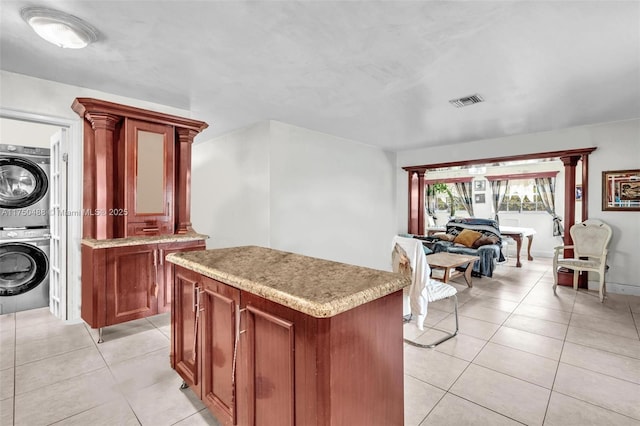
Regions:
[[425, 184, 437, 225], [535, 177, 563, 236], [489, 180, 509, 224]]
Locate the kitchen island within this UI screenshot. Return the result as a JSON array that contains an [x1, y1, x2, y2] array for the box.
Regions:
[[167, 246, 410, 426]]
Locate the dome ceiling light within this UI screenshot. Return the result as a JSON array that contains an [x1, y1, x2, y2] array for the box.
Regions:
[[21, 7, 98, 49]]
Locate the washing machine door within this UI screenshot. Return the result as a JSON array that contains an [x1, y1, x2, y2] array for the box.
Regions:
[[0, 157, 49, 209], [0, 242, 49, 296]]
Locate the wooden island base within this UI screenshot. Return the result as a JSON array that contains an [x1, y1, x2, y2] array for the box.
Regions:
[[169, 247, 408, 426]]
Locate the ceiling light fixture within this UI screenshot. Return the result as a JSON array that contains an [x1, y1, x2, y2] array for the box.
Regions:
[[21, 7, 98, 49]]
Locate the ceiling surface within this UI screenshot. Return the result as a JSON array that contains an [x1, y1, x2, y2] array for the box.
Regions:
[[1, 1, 639, 151]]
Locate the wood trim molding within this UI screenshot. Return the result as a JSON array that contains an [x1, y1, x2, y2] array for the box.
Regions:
[[402, 147, 597, 173], [485, 171, 559, 181], [72, 97, 208, 132], [404, 147, 597, 267], [424, 176, 473, 184]]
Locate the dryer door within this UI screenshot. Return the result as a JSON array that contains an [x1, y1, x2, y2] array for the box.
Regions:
[[0, 242, 49, 296], [0, 156, 49, 209]]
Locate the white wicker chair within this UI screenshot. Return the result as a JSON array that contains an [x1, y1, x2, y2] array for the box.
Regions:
[[553, 219, 612, 302]]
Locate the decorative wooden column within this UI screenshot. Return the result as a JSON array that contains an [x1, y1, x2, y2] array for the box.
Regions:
[[83, 112, 121, 239], [558, 155, 586, 287], [408, 170, 425, 235], [581, 154, 589, 222], [175, 128, 198, 234]]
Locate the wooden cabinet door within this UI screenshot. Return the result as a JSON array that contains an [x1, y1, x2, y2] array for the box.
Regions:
[[200, 277, 241, 425], [125, 118, 175, 236], [157, 240, 206, 313], [105, 244, 158, 325], [242, 295, 295, 426], [172, 266, 202, 398]]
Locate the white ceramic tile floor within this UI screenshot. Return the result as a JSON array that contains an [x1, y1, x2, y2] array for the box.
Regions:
[[1, 257, 639, 425], [404, 257, 640, 425]]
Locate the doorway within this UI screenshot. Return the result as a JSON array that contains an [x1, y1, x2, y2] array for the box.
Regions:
[[0, 110, 82, 320]]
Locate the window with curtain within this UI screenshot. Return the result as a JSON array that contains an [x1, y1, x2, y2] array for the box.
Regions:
[[498, 179, 547, 212], [433, 184, 466, 213], [425, 177, 473, 217]]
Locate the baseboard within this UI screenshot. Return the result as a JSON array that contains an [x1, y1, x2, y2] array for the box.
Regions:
[[588, 281, 640, 297]]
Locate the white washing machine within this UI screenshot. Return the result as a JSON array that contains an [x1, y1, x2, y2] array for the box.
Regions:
[[0, 144, 51, 228], [0, 228, 50, 314]]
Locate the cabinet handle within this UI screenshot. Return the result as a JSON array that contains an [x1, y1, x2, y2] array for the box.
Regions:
[[193, 286, 198, 313], [192, 285, 200, 364], [142, 227, 159, 232], [150, 283, 158, 298], [197, 289, 204, 312], [153, 249, 157, 267], [232, 305, 246, 387]]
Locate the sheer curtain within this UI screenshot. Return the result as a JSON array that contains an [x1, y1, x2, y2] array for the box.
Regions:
[[535, 177, 563, 236], [489, 179, 509, 224], [453, 181, 474, 217]]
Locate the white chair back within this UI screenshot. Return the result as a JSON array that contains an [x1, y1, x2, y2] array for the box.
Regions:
[[570, 219, 613, 258]]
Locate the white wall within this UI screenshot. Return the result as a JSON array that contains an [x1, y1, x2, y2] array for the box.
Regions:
[[0, 118, 60, 148], [269, 121, 397, 270], [192, 120, 398, 271], [0, 71, 191, 120], [396, 119, 640, 295], [191, 122, 271, 248]]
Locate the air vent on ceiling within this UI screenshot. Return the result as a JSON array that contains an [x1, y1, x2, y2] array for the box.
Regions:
[[449, 94, 484, 108]]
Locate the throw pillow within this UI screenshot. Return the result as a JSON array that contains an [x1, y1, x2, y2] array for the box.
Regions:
[[453, 229, 482, 248], [472, 235, 499, 249], [434, 233, 455, 242]]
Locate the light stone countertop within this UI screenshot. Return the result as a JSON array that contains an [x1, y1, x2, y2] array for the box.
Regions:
[[166, 246, 410, 318], [81, 231, 208, 248]]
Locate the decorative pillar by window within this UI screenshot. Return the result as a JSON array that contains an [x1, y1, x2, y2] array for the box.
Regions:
[[535, 174, 563, 236], [486, 177, 509, 224], [407, 170, 425, 235], [558, 155, 583, 287], [560, 155, 580, 249], [453, 181, 474, 217]]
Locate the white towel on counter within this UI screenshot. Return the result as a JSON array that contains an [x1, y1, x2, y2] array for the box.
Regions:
[[391, 236, 457, 331]]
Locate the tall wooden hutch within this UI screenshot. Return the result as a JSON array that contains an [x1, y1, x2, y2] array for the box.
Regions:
[[73, 98, 208, 341]]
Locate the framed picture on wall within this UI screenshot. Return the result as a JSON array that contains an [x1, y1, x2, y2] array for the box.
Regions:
[[474, 193, 486, 204], [474, 180, 486, 192], [576, 184, 582, 201], [602, 169, 640, 211]]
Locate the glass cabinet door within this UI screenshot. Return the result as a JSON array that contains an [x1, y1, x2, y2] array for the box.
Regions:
[[125, 118, 175, 236]]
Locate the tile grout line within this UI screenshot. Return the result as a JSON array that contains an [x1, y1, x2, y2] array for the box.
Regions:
[[541, 289, 576, 425], [85, 320, 145, 426], [424, 265, 544, 423]]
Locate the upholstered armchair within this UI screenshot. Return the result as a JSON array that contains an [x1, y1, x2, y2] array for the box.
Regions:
[[553, 219, 612, 302]]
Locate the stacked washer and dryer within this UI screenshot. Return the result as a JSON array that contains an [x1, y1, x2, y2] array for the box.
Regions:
[[0, 144, 51, 314]]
